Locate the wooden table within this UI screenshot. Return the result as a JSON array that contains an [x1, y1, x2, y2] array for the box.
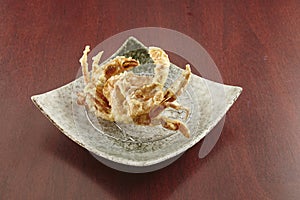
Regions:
[[1, 1, 299, 199]]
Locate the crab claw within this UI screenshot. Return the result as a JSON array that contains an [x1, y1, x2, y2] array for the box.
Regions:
[[157, 116, 190, 138], [151, 117, 190, 138], [148, 47, 170, 86]]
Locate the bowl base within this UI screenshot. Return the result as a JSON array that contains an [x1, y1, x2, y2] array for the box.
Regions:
[[90, 152, 184, 173]]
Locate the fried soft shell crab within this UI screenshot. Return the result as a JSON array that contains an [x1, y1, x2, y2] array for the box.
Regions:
[[77, 46, 192, 138]]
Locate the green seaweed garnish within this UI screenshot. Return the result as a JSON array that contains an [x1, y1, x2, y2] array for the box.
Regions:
[[123, 49, 154, 65]]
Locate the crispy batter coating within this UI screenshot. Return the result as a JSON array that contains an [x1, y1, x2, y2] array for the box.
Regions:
[[77, 46, 191, 138]]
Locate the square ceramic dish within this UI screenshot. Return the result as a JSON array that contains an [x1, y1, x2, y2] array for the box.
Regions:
[[31, 37, 242, 172]]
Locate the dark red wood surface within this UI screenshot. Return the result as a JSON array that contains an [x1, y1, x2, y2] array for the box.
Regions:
[[1, 1, 299, 199]]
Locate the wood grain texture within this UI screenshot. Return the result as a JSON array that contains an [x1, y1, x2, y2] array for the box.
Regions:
[[0, 0, 299, 199]]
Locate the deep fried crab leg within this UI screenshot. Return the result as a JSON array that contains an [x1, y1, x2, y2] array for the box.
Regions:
[[77, 46, 139, 121], [130, 48, 192, 137]]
